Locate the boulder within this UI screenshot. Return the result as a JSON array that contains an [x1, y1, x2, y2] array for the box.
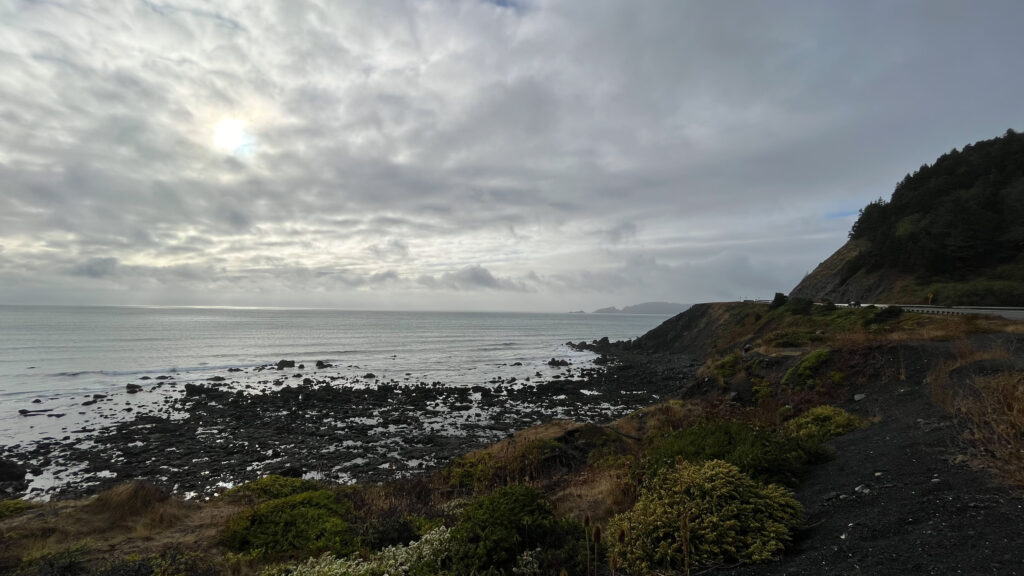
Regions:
[[276, 359, 296, 370], [126, 383, 143, 394]]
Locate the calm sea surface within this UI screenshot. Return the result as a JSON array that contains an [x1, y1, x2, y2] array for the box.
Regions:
[[0, 306, 671, 446]]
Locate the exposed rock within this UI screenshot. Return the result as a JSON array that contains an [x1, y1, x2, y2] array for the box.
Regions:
[[276, 359, 296, 370], [126, 383, 143, 394]]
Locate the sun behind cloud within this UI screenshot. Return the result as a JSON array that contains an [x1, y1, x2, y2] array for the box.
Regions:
[[212, 117, 250, 155]]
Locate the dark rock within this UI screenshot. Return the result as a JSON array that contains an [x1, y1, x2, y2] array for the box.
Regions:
[[228, 367, 243, 373], [140, 376, 152, 380], [0, 458, 27, 482], [363, 373, 376, 379], [126, 383, 143, 394], [316, 360, 333, 369], [207, 376, 227, 382], [547, 358, 570, 367], [32, 398, 42, 404], [276, 359, 296, 370]]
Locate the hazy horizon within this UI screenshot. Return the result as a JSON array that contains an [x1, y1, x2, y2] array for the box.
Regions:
[[3, 1, 1023, 312]]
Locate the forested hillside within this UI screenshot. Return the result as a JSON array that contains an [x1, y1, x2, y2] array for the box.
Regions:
[[793, 129, 1024, 305]]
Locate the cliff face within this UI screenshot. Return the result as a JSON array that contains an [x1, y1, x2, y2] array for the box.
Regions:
[[789, 239, 912, 303], [631, 302, 733, 358]]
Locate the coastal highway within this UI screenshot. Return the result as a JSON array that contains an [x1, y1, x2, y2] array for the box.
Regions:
[[832, 302, 1024, 321]]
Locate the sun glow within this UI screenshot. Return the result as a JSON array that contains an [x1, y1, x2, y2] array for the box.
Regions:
[[213, 117, 249, 154]]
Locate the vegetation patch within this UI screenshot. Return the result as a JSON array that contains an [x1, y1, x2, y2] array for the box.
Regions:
[[784, 406, 866, 442], [222, 490, 357, 560], [0, 499, 40, 520], [223, 475, 322, 503], [268, 526, 451, 576], [608, 460, 802, 574], [448, 484, 584, 575], [643, 420, 828, 486], [781, 349, 831, 389]]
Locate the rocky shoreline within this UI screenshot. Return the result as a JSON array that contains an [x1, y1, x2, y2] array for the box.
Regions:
[[1, 345, 698, 500]]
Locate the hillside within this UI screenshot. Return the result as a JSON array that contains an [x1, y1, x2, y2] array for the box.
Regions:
[[792, 129, 1024, 305]]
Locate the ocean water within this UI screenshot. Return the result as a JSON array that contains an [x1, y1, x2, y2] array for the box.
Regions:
[[0, 305, 671, 448]]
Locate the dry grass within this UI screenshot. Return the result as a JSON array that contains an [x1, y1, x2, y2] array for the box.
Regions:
[[952, 370, 1024, 486], [927, 340, 1024, 487], [551, 463, 636, 525], [0, 483, 242, 571]]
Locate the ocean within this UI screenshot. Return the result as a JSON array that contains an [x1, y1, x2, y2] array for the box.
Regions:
[[0, 305, 670, 455]]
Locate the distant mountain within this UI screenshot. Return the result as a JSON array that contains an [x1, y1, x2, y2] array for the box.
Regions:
[[791, 129, 1024, 306], [592, 302, 690, 315]]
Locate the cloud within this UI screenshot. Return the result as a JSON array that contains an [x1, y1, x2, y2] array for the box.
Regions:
[[418, 265, 531, 292], [1, 1, 1023, 309], [69, 257, 120, 279]]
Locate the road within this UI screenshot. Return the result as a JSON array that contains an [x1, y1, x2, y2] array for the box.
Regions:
[[829, 302, 1024, 321]]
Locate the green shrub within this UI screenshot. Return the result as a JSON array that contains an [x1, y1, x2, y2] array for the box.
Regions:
[[608, 460, 802, 573], [781, 349, 831, 389], [222, 490, 357, 560], [863, 305, 903, 326], [224, 475, 321, 502], [444, 453, 498, 492], [787, 297, 814, 316], [0, 499, 40, 520], [643, 421, 827, 486], [13, 543, 90, 576], [271, 526, 451, 576], [770, 293, 788, 309], [785, 406, 866, 442], [709, 354, 741, 382], [448, 485, 584, 575], [92, 549, 221, 576]]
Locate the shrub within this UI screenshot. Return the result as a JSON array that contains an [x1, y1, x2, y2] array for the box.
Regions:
[[0, 499, 40, 520], [92, 550, 220, 576], [784, 406, 866, 442], [787, 297, 814, 316], [608, 460, 802, 573], [448, 485, 584, 575], [224, 475, 321, 502], [444, 453, 498, 493], [222, 490, 357, 560], [273, 526, 451, 576], [781, 349, 831, 389], [643, 421, 827, 486], [863, 305, 903, 326], [12, 543, 90, 576]]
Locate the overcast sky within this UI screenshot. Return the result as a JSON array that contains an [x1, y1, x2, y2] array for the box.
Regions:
[[1, 0, 1022, 311]]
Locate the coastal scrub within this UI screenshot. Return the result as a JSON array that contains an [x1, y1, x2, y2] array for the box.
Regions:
[[608, 460, 802, 574]]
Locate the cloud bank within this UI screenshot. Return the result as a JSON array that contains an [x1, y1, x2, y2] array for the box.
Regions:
[[1, 0, 1023, 310]]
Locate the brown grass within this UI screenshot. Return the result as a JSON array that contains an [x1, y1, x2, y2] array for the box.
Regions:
[[953, 371, 1024, 486], [0, 483, 242, 571], [927, 340, 1024, 486]]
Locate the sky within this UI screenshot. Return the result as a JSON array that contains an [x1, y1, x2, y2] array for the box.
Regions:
[[1, 0, 1022, 312]]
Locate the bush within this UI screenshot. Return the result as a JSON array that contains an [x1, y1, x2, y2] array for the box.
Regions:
[[863, 305, 903, 326], [608, 460, 802, 573], [787, 297, 814, 316], [12, 543, 90, 576], [448, 485, 584, 575], [222, 490, 357, 560], [770, 293, 788, 309], [644, 421, 827, 486], [784, 406, 866, 442], [273, 526, 451, 576], [92, 550, 220, 576], [224, 475, 321, 502], [0, 499, 40, 520], [781, 349, 831, 389]]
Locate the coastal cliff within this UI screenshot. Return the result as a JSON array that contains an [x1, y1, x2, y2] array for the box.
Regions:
[[790, 129, 1024, 306]]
